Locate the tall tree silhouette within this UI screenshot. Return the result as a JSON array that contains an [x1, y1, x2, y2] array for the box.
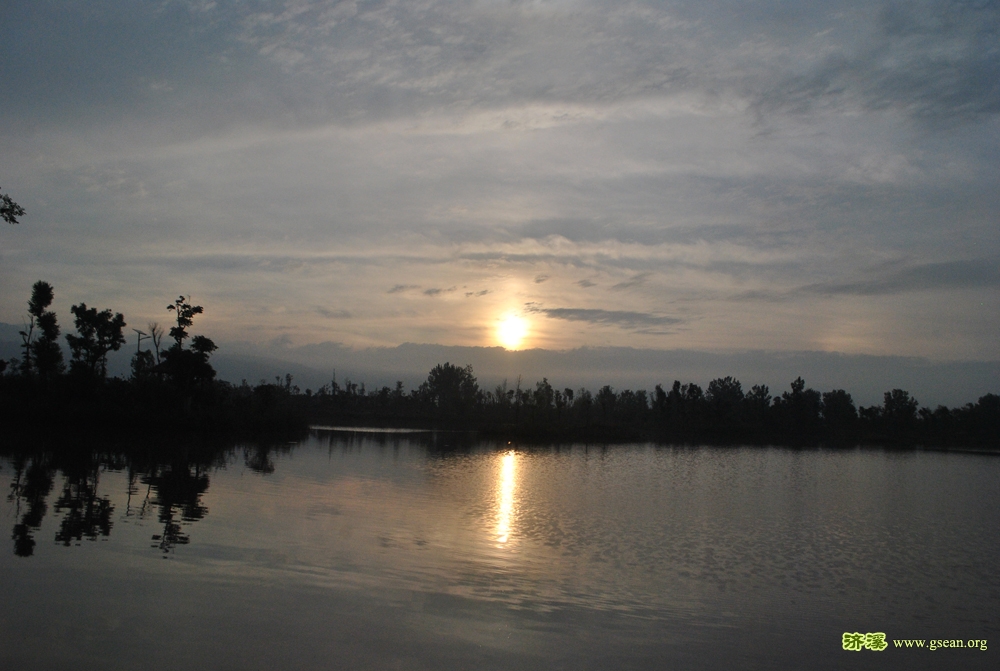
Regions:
[[160, 297, 217, 388], [18, 281, 64, 378]]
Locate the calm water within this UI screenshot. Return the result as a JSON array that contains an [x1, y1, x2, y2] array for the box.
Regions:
[[1, 431, 998, 670]]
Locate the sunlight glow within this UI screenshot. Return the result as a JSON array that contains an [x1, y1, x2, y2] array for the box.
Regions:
[[497, 315, 528, 350], [495, 451, 517, 546]]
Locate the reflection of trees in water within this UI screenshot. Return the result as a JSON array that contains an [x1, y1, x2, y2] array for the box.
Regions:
[[4, 448, 217, 556], [143, 464, 210, 553], [4, 439, 294, 557], [8, 455, 55, 557], [243, 445, 276, 474], [53, 463, 114, 547]]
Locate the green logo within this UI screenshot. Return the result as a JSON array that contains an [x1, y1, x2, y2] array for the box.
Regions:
[[843, 632, 887, 651]]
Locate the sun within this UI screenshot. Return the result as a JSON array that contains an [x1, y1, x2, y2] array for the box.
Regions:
[[497, 315, 528, 350]]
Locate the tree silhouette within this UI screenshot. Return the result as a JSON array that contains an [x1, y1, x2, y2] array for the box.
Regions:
[[421, 362, 479, 417], [1, 187, 25, 224], [166, 296, 203, 347], [821, 389, 858, 440], [148, 322, 164, 366], [130, 328, 156, 380], [596, 385, 617, 420], [66, 303, 126, 378], [18, 281, 64, 378], [160, 297, 217, 388], [706, 376, 744, 436], [774, 377, 822, 443], [882, 389, 919, 439]]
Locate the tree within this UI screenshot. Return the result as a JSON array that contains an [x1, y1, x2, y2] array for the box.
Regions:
[[1, 187, 25, 224], [774, 377, 822, 442], [130, 327, 155, 380], [130, 348, 156, 380], [148, 322, 164, 366], [66, 303, 126, 378], [160, 298, 216, 388], [421, 362, 479, 417], [18, 281, 64, 378], [706, 376, 745, 435], [882, 389, 919, 437], [596, 385, 617, 419], [883, 389, 918, 423], [743, 384, 772, 438], [821, 389, 857, 440], [166, 296, 203, 347], [130, 323, 163, 380], [533, 378, 555, 411]]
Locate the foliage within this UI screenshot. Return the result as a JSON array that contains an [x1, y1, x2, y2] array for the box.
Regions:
[[66, 303, 126, 378], [19, 281, 64, 378], [821, 389, 857, 438], [166, 296, 203, 347], [1, 187, 25, 224], [1, 283, 996, 449], [160, 299, 216, 388], [420, 362, 479, 417], [297, 366, 998, 448], [0, 283, 305, 445]]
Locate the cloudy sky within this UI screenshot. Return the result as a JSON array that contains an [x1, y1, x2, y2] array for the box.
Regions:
[[1, 0, 998, 371]]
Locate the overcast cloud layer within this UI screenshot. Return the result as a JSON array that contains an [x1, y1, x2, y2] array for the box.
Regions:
[[2, 1, 998, 381]]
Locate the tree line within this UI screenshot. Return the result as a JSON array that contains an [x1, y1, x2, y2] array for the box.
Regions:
[[2, 282, 996, 448], [5, 281, 218, 387], [299, 362, 999, 448], [0, 282, 306, 440]]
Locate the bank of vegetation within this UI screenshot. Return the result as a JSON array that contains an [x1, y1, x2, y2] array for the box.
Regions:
[[2, 281, 997, 449], [298, 362, 999, 448], [0, 282, 307, 443]]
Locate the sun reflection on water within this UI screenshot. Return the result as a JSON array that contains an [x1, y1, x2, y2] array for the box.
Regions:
[[495, 451, 517, 546]]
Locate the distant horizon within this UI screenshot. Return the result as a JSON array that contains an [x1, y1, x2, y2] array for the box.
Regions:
[[3, 321, 997, 409]]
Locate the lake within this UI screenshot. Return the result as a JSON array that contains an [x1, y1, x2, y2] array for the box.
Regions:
[[2, 429, 997, 670]]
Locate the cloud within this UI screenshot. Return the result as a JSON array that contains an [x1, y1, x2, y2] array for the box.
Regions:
[[611, 272, 652, 291], [317, 307, 352, 319], [423, 286, 457, 296], [525, 304, 684, 330], [754, 1, 1000, 125], [2, 0, 999, 363], [801, 258, 1000, 296]]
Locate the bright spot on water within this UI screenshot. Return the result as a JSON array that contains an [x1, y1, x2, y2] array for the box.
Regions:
[[496, 451, 517, 546]]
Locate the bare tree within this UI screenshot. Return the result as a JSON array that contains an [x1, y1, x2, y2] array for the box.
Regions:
[[148, 322, 164, 366]]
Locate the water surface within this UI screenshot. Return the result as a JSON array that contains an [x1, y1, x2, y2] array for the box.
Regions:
[[2, 431, 997, 670]]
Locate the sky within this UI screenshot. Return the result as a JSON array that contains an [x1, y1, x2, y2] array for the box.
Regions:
[[1, 0, 998, 398]]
